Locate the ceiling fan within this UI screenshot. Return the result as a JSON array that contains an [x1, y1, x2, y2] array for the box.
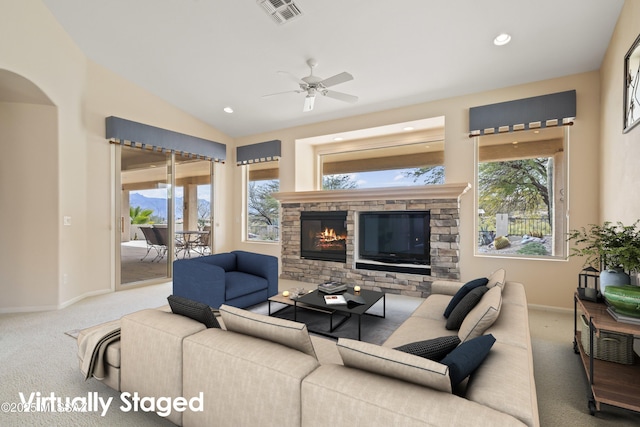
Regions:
[[263, 58, 358, 112]]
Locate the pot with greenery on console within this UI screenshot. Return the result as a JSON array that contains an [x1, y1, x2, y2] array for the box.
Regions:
[[567, 220, 640, 295], [603, 285, 640, 318]]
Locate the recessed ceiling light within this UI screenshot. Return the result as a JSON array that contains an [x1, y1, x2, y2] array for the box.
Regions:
[[403, 126, 415, 131], [223, 107, 234, 114], [494, 33, 512, 46], [333, 137, 344, 141]]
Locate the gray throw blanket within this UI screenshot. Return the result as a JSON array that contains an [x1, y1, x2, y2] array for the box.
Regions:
[[77, 319, 121, 381]]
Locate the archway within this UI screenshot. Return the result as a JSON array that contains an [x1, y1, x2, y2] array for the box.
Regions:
[[0, 69, 59, 312]]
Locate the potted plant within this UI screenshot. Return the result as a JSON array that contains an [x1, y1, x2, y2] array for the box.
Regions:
[[567, 220, 640, 291]]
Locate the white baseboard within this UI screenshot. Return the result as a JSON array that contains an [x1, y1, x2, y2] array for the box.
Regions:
[[527, 303, 573, 314], [57, 289, 113, 309], [0, 288, 113, 314]]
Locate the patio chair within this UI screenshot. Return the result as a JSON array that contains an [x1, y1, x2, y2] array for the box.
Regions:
[[194, 226, 211, 256], [152, 225, 169, 262], [140, 226, 164, 262]]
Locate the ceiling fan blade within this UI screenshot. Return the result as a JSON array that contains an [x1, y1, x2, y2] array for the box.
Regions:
[[262, 90, 302, 98], [320, 72, 353, 88], [323, 90, 358, 104], [277, 70, 306, 85], [303, 95, 316, 112]]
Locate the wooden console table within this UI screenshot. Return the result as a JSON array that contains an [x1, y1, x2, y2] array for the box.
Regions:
[[573, 293, 640, 415]]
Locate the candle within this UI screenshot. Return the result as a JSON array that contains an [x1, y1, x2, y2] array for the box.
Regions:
[[354, 286, 361, 292], [283, 291, 290, 297]]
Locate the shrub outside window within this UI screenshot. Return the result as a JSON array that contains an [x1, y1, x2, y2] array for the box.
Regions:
[[475, 126, 568, 259]]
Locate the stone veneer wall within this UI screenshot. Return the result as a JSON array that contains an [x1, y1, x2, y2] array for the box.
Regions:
[[280, 198, 461, 298]]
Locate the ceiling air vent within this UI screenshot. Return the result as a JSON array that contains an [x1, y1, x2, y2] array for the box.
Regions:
[[257, 0, 303, 25]]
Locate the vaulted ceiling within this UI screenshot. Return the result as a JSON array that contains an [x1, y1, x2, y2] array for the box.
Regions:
[[41, 0, 624, 138]]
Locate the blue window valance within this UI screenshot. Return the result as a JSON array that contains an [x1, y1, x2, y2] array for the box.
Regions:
[[236, 140, 281, 165], [469, 90, 576, 136], [106, 116, 226, 162]]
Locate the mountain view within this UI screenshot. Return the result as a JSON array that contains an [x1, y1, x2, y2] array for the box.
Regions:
[[130, 192, 210, 221]]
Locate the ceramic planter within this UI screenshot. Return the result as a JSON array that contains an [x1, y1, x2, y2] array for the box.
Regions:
[[600, 268, 630, 295], [604, 285, 640, 318]]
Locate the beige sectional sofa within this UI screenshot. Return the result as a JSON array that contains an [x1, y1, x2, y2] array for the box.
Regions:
[[78, 278, 538, 426]]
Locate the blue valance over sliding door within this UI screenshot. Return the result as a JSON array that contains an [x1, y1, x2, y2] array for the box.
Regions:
[[469, 90, 576, 136], [105, 116, 226, 162]]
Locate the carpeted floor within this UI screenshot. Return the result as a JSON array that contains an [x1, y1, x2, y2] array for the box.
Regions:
[[528, 308, 640, 426], [2, 282, 640, 426]]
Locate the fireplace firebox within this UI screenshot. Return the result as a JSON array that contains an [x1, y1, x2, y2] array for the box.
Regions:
[[300, 211, 348, 262]]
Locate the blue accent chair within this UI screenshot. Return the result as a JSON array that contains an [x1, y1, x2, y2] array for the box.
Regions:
[[172, 250, 279, 309]]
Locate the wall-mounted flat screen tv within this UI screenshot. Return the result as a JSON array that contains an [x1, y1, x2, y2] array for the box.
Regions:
[[358, 211, 430, 265]]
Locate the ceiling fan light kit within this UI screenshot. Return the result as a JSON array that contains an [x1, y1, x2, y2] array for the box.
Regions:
[[303, 94, 315, 112], [263, 58, 358, 112]]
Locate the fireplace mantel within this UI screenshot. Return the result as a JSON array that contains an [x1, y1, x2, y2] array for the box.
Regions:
[[273, 183, 471, 204]]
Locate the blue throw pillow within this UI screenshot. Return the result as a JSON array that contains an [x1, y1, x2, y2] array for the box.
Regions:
[[445, 286, 488, 330], [440, 334, 496, 388], [443, 277, 489, 318]]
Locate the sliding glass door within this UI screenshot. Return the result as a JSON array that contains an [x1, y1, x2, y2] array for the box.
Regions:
[[118, 145, 172, 286], [116, 145, 215, 287], [175, 159, 214, 258]]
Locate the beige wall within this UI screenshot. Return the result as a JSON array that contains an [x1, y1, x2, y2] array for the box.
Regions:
[[0, 0, 231, 311], [236, 71, 602, 310], [600, 0, 640, 224], [0, 101, 58, 310], [0, 0, 87, 312]]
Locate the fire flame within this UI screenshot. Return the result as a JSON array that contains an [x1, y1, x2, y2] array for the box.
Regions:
[[321, 227, 338, 241]]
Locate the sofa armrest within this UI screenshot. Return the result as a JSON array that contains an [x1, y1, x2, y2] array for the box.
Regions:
[[233, 250, 279, 297], [173, 259, 226, 308], [431, 280, 464, 296]]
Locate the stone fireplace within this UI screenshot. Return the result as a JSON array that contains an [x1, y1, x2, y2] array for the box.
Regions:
[[273, 183, 470, 298]]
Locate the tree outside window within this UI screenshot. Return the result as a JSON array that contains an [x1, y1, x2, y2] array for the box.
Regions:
[[475, 127, 567, 258], [246, 164, 280, 242]]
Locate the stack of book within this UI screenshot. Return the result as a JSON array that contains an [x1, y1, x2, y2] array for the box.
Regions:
[[318, 281, 347, 294], [324, 294, 347, 305]]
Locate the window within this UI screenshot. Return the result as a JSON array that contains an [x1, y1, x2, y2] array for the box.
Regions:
[[475, 126, 568, 259], [246, 162, 280, 242], [318, 131, 444, 190]]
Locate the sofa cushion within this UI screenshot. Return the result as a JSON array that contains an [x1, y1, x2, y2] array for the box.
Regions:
[[440, 334, 496, 388], [219, 305, 317, 359], [382, 316, 458, 349], [336, 338, 452, 393], [465, 342, 537, 427], [458, 286, 502, 343], [410, 294, 454, 321], [167, 295, 220, 329], [225, 272, 268, 300], [446, 286, 488, 330], [394, 336, 461, 361], [443, 277, 489, 318], [486, 268, 506, 290]]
